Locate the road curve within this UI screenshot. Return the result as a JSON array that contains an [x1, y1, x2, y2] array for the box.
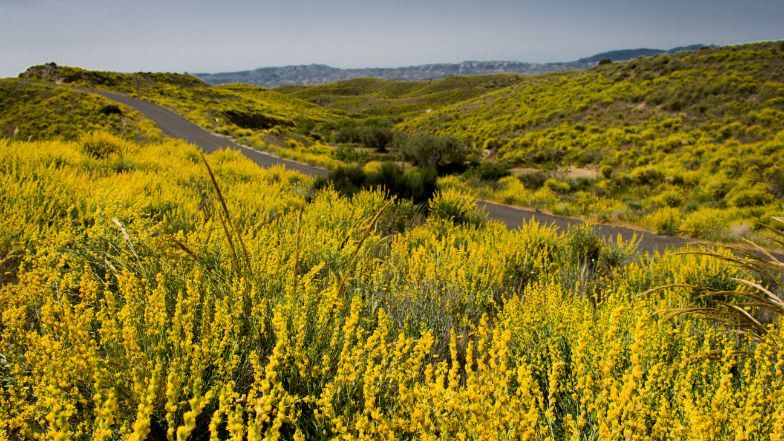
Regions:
[[92, 90, 328, 177], [95, 90, 690, 253]]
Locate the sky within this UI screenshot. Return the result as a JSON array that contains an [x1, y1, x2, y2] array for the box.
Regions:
[[1, 0, 783, 77]]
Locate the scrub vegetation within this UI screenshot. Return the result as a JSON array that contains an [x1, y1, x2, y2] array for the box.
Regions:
[[2, 42, 783, 438], [398, 43, 784, 243], [281, 42, 784, 244], [2, 137, 784, 439], [18, 63, 345, 168], [15, 43, 784, 245], [0, 79, 161, 141]]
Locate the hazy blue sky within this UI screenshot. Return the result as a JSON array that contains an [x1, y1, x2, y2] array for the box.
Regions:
[[2, 0, 782, 77]]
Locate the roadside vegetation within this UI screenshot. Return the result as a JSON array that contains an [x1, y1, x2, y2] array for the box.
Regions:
[[400, 42, 784, 244], [0, 79, 161, 141], [279, 43, 784, 246], [19, 63, 346, 168], [2, 136, 784, 439], [10, 42, 784, 247]]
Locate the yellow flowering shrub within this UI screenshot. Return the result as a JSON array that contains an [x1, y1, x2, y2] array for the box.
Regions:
[[1, 136, 782, 439]]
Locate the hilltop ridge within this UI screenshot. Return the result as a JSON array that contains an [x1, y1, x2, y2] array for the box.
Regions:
[[195, 44, 712, 87]]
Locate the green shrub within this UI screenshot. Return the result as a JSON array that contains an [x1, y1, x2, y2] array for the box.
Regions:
[[704, 176, 733, 202], [334, 125, 394, 152], [98, 104, 122, 116], [517, 170, 549, 189], [334, 125, 361, 144], [564, 225, 602, 266], [727, 185, 773, 207], [763, 166, 784, 197], [395, 134, 469, 169], [321, 162, 437, 204], [400, 166, 439, 203], [360, 126, 394, 152], [377, 199, 423, 235], [544, 178, 571, 194], [321, 164, 366, 195], [651, 188, 684, 208], [333, 145, 371, 163], [630, 167, 664, 185], [462, 161, 510, 181], [679, 208, 734, 241]]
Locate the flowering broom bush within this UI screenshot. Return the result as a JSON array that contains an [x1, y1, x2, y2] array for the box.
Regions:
[[1, 136, 783, 439]]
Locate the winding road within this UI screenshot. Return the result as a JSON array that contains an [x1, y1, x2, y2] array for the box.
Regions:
[[93, 90, 328, 177], [95, 90, 690, 253]]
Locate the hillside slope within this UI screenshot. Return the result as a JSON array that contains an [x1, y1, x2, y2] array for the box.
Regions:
[[277, 74, 523, 117], [402, 42, 784, 241], [20, 63, 350, 166], [0, 79, 161, 141]]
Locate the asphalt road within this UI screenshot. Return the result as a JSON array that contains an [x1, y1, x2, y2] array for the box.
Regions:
[[92, 90, 328, 177], [96, 90, 691, 253], [478, 201, 689, 252]]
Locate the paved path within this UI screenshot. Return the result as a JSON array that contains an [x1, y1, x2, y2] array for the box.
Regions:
[[92, 90, 328, 177], [478, 201, 689, 252], [96, 90, 690, 253]]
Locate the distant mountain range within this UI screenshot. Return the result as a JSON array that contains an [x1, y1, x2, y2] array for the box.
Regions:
[[195, 45, 713, 87]]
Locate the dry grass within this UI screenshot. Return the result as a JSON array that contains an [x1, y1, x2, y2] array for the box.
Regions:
[[654, 217, 784, 341]]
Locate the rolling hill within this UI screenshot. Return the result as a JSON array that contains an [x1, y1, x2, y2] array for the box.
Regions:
[[19, 63, 351, 166], [0, 79, 161, 141], [399, 42, 784, 242], [277, 74, 524, 117], [20, 63, 344, 131], [10, 42, 784, 244], [576, 44, 712, 63]]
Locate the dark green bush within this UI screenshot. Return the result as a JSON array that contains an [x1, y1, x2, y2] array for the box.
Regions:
[[319, 162, 437, 204], [334, 125, 394, 152], [376, 200, 423, 235], [544, 178, 571, 194], [727, 185, 773, 207], [334, 126, 362, 144], [517, 171, 549, 189], [764, 166, 784, 197], [333, 145, 371, 163], [630, 167, 664, 185], [564, 225, 602, 266], [394, 134, 469, 169], [462, 161, 510, 181], [360, 127, 394, 152], [98, 104, 122, 116]]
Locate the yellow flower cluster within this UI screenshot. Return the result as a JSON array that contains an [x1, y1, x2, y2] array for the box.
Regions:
[[1, 136, 782, 439]]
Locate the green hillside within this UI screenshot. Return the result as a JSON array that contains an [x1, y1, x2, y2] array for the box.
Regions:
[[20, 63, 351, 166], [0, 79, 161, 141], [12, 43, 784, 244], [400, 42, 784, 242], [277, 74, 523, 117]]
